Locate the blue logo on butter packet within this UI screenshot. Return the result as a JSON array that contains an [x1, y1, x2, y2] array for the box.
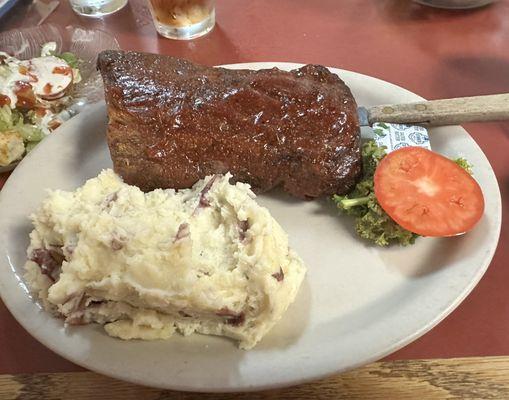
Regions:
[[394, 142, 411, 150], [408, 131, 430, 145]]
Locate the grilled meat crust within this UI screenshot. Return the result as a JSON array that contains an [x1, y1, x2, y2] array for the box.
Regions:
[[98, 50, 361, 198]]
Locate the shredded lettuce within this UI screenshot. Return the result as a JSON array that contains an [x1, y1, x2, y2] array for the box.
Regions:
[[0, 105, 13, 130], [24, 141, 39, 153], [0, 105, 21, 130], [55, 52, 80, 69], [0, 65, 11, 79], [0, 105, 44, 143], [15, 123, 44, 142]]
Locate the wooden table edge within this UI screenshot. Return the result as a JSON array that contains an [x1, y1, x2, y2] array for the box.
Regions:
[[2, 356, 509, 399]]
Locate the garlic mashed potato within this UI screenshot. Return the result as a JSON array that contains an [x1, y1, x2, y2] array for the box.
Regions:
[[24, 170, 306, 349]]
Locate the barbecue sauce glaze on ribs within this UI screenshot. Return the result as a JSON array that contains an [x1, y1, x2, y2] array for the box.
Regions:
[[98, 51, 361, 199]]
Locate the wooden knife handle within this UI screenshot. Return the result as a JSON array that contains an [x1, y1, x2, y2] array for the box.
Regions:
[[367, 93, 509, 126]]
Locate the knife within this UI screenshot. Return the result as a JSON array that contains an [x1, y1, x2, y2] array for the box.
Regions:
[[358, 93, 509, 127], [358, 93, 509, 153]]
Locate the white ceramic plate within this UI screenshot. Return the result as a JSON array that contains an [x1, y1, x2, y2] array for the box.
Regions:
[[0, 63, 501, 392]]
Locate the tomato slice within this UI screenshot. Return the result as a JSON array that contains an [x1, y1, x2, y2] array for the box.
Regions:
[[374, 147, 484, 237]]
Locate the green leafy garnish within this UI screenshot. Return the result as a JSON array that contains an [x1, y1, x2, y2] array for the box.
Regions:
[[55, 52, 80, 69], [333, 140, 418, 246], [454, 157, 473, 175]]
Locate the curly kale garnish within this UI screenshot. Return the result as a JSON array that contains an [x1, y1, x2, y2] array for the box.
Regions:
[[333, 140, 417, 246], [454, 157, 473, 175]]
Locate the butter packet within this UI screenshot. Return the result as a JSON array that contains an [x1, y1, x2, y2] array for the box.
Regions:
[[372, 122, 431, 152]]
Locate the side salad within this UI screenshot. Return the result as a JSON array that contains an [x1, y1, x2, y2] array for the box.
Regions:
[[333, 141, 484, 246], [0, 42, 80, 167]]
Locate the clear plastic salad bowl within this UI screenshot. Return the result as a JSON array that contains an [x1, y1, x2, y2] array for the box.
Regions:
[[0, 24, 120, 172]]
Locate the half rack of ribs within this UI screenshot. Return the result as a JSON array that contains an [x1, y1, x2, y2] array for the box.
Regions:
[[98, 50, 361, 199]]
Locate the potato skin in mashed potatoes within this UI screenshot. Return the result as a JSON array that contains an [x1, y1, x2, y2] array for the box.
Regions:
[[24, 170, 306, 349]]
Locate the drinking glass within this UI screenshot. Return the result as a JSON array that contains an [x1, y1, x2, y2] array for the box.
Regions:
[[413, 0, 496, 8], [147, 0, 215, 40], [69, 0, 128, 17]]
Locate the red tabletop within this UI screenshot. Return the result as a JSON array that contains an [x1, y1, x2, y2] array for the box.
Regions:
[[1, 0, 508, 375]]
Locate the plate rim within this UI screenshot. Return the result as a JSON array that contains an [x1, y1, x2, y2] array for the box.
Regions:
[[0, 62, 502, 392]]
